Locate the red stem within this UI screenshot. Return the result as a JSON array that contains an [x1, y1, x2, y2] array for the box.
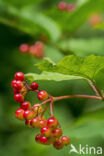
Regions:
[[53, 95, 102, 101]]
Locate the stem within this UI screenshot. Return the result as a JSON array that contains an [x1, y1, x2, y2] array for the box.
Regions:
[[53, 95, 102, 101], [87, 79, 104, 99], [48, 94, 54, 116]]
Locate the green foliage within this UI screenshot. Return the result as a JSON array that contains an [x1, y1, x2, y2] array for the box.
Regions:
[[35, 55, 104, 80]]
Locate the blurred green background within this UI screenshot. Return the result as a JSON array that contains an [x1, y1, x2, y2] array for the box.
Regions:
[[0, 0, 104, 156]]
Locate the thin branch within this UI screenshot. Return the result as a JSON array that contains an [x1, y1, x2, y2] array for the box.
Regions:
[[53, 95, 102, 101], [87, 79, 103, 99]]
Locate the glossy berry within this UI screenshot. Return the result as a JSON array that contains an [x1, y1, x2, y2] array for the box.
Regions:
[[30, 117, 40, 128], [15, 108, 24, 120], [52, 128, 62, 137], [58, 2, 67, 10], [11, 79, 17, 88], [31, 82, 38, 90], [14, 93, 24, 103], [47, 117, 58, 128], [23, 110, 35, 120], [41, 126, 51, 137], [20, 101, 31, 110], [13, 80, 23, 90], [39, 120, 47, 128], [61, 136, 70, 146], [15, 72, 25, 81], [35, 134, 41, 143], [53, 139, 64, 150], [40, 136, 48, 144], [19, 44, 29, 53], [25, 120, 31, 127], [37, 91, 48, 101]]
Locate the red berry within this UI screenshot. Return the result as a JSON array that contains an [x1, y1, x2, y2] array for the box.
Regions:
[[47, 117, 58, 128], [11, 79, 17, 88], [19, 44, 29, 53], [35, 134, 41, 143], [14, 93, 24, 103], [52, 128, 62, 137], [13, 80, 23, 90], [53, 139, 64, 150], [40, 136, 48, 144], [61, 136, 70, 146], [15, 72, 25, 81], [15, 108, 24, 120], [13, 88, 20, 94], [30, 117, 40, 128], [31, 82, 38, 90], [37, 91, 48, 101], [41, 126, 51, 137], [23, 110, 35, 120], [20, 101, 31, 110], [29, 45, 37, 55], [39, 120, 47, 128], [66, 4, 75, 12], [25, 120, 31, 127], [58, 2, 67, 10], [35, 41, 44, 50]]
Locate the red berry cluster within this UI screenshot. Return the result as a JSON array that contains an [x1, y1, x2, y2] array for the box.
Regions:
[[11, 72, 71, 150], [58, 1, 75, 12], [19, 41, 44, 59]]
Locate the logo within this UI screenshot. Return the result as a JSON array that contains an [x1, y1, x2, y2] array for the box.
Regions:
[[69, 144, 103, 155]]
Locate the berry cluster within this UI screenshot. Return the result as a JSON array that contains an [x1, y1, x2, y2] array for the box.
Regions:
[[58, 1, 75, 12], [11, 72, 71, 150], [19, 41, 44, 59]]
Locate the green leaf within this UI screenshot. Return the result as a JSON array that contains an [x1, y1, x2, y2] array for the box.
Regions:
[[66, 0, 104, 33], [58, 38, 104, 56], [36, 55, 104, 80], [25, 72, 83, 82]]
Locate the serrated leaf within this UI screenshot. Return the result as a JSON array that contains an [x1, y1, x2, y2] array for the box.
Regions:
[[25, 72, 83, 82], [36, 55, 104, 81]]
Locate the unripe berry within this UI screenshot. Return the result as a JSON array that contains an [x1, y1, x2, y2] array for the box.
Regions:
[[53, 139, 64, 150], [13, 80, 23, 90], [35, 134, 41, 143], [41, 126, 51, 137], [30, 117, 40, 128], [15, 72, 25, 81], [14, 93, 24, 103], [20, 101, 31, 110], [52, 128, 62, 138], [58, 2, 67, 10], [37, 91, 48, 101], [47, 117, 58, 128], [23, 110, 35, 120], [40, 136, 48, 144], [25, 120, 31, 127], [39, 120, 47, 128], [30, 82, 38, 90], [61, 136, 70, 146], [19, 44, 29, 53], [15, 108, 24, 120], [11, 79, 17, 88], [32, 104, 43, 114]]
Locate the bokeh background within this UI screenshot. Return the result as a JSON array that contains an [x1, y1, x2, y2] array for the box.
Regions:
[[0, 0, 104, 156]]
